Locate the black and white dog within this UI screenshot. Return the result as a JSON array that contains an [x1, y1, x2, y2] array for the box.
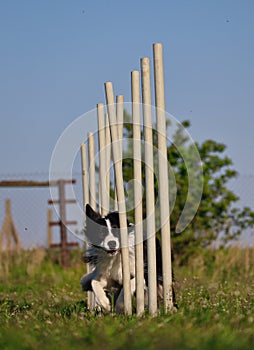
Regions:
[[80, 204, 173, 312]]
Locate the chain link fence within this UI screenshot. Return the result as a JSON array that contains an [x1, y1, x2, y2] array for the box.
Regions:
[[0, 173, 253, 250]]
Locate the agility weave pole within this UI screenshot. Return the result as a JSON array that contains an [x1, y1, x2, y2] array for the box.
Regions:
[[97, 103, 109, 217], [81, 143, 89, 212], [88, 132, 96, 211], [80, 142, 93, 309], [105, 82, 132, 316], [153, 43, 173, 311], [81, 140, 93, 310], [81, 42, 173, 315], [85, 129, 111, 309], [131, 70, 145, 316], [86, 132, 97, 309], [105, 114, 111, 211], [114, 95, 124, 211], [141, 57, 158, 316]]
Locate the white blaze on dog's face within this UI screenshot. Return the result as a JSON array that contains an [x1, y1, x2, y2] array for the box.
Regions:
[[104, 219, 120, 252]]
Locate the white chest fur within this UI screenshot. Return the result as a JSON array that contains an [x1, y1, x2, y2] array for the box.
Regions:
[[95, 247, 135, 286]]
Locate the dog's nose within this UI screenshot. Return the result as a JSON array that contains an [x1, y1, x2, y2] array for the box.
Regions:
[[108, 240, 117, 249]]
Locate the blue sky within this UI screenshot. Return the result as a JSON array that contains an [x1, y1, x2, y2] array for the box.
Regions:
[[0, 0, 253, 175]]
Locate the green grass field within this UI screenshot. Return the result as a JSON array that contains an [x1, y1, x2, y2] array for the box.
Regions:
[[0, 248, 254, 350]]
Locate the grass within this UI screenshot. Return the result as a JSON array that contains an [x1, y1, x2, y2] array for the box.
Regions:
[[0, 247, 254, 349]]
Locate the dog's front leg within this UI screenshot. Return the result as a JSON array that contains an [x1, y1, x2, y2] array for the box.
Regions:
[[115, 277, 136, 313], [80, 272, 93, 292], [91, 279, 111, 312]]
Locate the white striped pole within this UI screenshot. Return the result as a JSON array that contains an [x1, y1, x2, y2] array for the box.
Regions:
[[97, 103, 109, 217], [153, 43, 173, 311], [131, 70, 145, 316], [105, 82, 132, 316], [141, 57, 158, 316]]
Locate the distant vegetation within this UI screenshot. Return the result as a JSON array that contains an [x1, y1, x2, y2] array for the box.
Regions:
[[122, 113, 254, 263]]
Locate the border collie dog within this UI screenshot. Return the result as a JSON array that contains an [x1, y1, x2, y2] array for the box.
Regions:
[[80, 204, 165, 312]]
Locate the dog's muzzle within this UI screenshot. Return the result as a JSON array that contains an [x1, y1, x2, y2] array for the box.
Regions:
[[107, 240, 117, 250], [106, 240, 118, 256]]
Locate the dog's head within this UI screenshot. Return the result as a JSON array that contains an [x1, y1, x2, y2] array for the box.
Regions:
[[85, 204, 133, 256]]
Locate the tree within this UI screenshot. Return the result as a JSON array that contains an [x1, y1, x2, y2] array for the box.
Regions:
[[120, 112, 254, 262]]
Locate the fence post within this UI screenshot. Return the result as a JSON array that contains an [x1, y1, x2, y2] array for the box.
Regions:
[[0, 199, 21, 253], [58, 180, 68, 268], [47, 208, 53, 248]]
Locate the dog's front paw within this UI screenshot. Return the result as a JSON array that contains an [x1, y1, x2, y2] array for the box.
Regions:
[[91, 279, 111, 313], [98, 298, 111, 313]]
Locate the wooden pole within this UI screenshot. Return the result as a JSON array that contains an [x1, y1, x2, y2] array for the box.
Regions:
[[114, 95, 124, 211], [0, 199, 21, 252], [0, 226, 2, 252], [131, 70, 145, 316], [58, 180, 68, 268], [81, 142, 94, 310], [105, 82, 132, 315], [105, 113, 111, 211], [81, 143, 89, 214], [153, 43, 173, 312], [0, 180, 75, 187], [87, 132, 97, 310], [6, 200, 11, 251], [141, 57, 158, 316], [88, 132, 96, 211], [116, 95, 124, 157], [97, 103, 109, 217], [47, 208, 53, 248]]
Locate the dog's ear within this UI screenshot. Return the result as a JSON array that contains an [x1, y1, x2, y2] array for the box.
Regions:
[[127, 222, 134, 234], [86, 204, 101, 221]]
